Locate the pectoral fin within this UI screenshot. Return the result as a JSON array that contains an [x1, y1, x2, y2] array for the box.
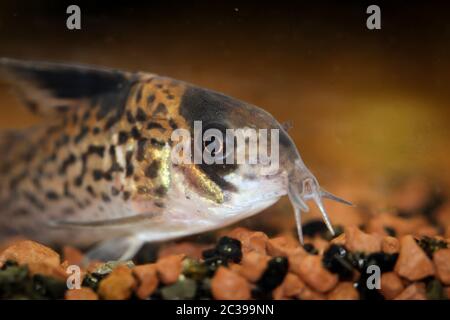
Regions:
[[83, 236, 144, 263], [48, 212, 161, 229]]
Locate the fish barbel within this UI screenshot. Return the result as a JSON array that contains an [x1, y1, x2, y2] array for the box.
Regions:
[[0, 58, 351, 260]]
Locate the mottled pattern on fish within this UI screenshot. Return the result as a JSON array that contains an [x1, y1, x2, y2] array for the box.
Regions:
[[0, 63, 192, 242], [0, 58, 350, 259]]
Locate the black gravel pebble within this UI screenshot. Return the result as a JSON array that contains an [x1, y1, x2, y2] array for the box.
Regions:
[[323, 246, 397, 300], [1, 260, 19, 270], [0, 262, 66, 299], [347, 251, 367, 270], [352, 253, 387, 300], [322, 245, 354, 280], [82, 273, 102, 291], [216, 237, 242, 263], [322, 225, 344, 241], [32, 274, 66, 299], [256, 257, 289, 292], [302, 220, 329, 237], [354, 274, 385, 300], [303, 243, 318, 255], [323, 243, 399, 281], [364, 252, 399, 273], [203, 256, 228, 276], [383, 226, 397, 237], [251, 286, 274, 300], [134, 242, 159, 264], [195, 278, 213, 300], [202, 248, 217, 260], [201, 236, 244, 276]]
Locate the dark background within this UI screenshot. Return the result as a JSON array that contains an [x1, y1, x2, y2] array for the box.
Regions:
[[0, 0, 449, 226]]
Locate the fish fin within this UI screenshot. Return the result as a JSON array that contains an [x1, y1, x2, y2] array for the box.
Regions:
[[312, 192, 335, 236], [83, 236, 143, 263], [281, 120, 293, 132], [48, 212, 160, 229], [0, 57, 137, 117]]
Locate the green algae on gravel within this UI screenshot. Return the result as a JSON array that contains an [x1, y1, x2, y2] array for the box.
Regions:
[[0, 261, 65, 299]]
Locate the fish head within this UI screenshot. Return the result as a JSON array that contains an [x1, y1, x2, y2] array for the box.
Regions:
[[156, 83, 352, 237]]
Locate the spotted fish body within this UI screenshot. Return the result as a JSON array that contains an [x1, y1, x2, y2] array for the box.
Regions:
[[0, 59, 350, 260]]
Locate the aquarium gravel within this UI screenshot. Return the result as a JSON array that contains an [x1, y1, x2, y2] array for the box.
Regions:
[[0, 223, 449, 300], [0, 177, 450, 300]]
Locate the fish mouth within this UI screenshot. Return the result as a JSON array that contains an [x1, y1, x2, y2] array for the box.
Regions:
[[287, 159, 353, 244]]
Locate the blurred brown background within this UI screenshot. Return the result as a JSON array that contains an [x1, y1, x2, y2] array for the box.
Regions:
[[0, 0, 449, 229]]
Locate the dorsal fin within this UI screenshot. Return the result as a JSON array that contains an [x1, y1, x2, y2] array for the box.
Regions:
[[0, 58, 136, 117], [281, 120, 293, 132]]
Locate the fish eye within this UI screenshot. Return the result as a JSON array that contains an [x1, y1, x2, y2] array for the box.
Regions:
[[199, 122, 232, 162], [203, 136, 223, 157]]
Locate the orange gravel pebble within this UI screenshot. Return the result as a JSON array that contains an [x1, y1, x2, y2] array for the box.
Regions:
[[273, 271, 327, 300], [330, 233, 346, 246], [267, 236, 304, 257], [311, 237, 330, 255], [273, 273, 305, 299], [0, 240, 67, 279], [158, 242, 211, 260], [295, 255, 338, 293], [65, 287, 98, 300], [226, 227, 253, 240], [29, 262, 68, 280], [271, 286, 285, 300], [327, 282, 359, 300], [432, 249, 450, 285], [98, 266, 136, 300], [287, 250, 308, 275], [156, 254, 185, 285], [272, 287, 289, 300], [394, 283, 427, 300], [228, 263, 242, 274], [297, 286, 326, 300], [211, 266, 251, 300], [63, 246, 84, 266], [133, 264, 159, 299], [0, 240, 60, 268], [345, 226, 382, 254], [380, 272, 404, 299], [382, 236, 400, 254], [244, 232, 269, 254], [227, 228, 268, 254], [0, 237, 25, 254], [239, 251, 269, 282], [367, 212, 427, 237], [394, 235, 435, 281], [445, 287, 450, 299]]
